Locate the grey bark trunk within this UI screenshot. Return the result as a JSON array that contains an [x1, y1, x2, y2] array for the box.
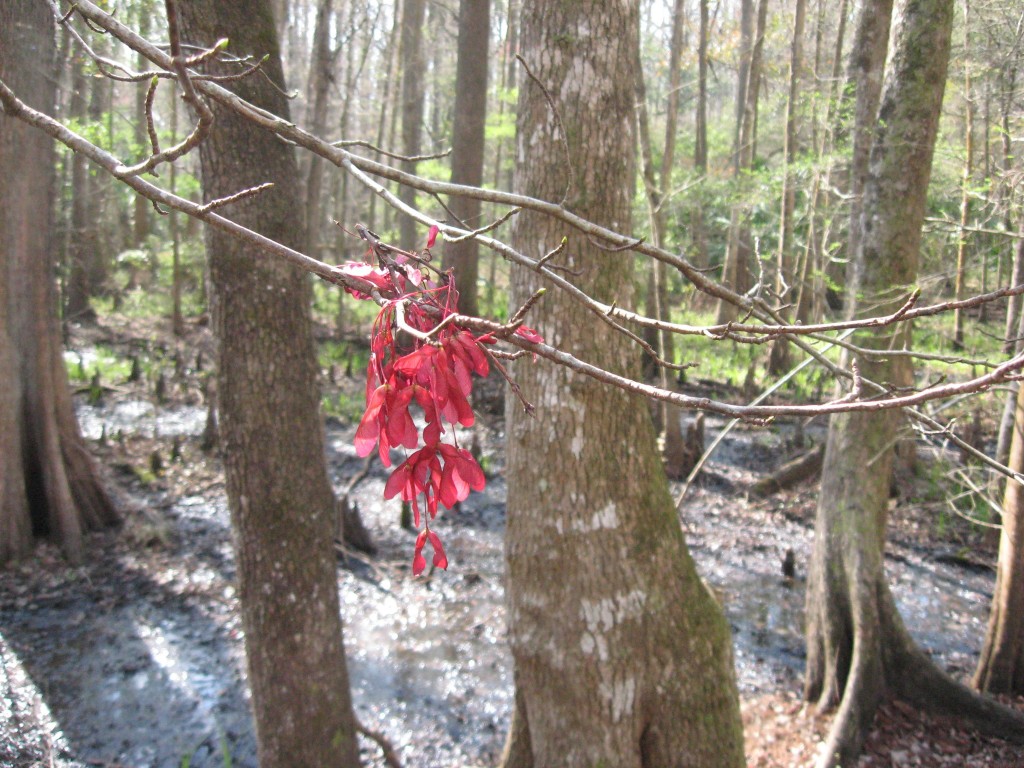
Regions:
[[952, 0, 973, 350], [805, 2, 1024, 765], [65, 44, 98, 323], [716, 0, 767, 323], [500, 2, 744, 765], [398, 0, 426, 250], [303, 0, 334, 260], [975, 381, 1024, 694], [442, 0, 490, 319], [691, 0, 709, 271], [175, 2, 361, 765], [842, 0, 893, 315], [768, 0, 807, 375]]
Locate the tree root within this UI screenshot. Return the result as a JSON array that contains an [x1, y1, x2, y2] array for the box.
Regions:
[[812, 587, 1024, 768], [357, 719, 402, 768], [891, 631, 1024, 743]]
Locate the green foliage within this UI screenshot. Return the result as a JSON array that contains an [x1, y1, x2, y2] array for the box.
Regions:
[[417, 158, 451, 182], [322, 387, 368, 424], [485, 109, 516, 142], [64, 344, 133, 384]]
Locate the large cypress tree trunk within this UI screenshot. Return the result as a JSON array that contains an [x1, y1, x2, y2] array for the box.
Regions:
[[0, 0, 117, 566], [974, 382, 1024, 694], [500, 2, 744, 765], [804, 2, 1024, 765], [175, 3, 361, 765]]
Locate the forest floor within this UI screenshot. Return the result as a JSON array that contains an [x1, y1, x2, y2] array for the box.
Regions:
[[1, 315, 1023, 767]]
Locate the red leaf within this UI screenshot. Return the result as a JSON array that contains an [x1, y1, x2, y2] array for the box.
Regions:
[[515, 325, 544, 344], [427, 530, 447, 570], [412, 530, 428, 575]]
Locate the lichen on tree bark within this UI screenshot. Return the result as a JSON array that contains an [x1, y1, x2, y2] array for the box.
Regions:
[[501, 2, 744, 766]]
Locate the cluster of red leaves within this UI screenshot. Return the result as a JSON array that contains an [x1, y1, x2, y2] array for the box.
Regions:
[[338, 226, 499, 575]]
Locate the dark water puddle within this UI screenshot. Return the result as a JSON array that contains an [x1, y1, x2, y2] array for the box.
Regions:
[[0, 400, 996, 766]]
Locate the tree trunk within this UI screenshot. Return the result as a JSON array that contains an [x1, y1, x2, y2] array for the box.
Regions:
[[975, 382, 1024, 694], [634, 6, 683, 468], [805, 3, 1024, 765], [132, 7, 151, 248], [768, 0, 807, 375], [795, 0, 848, 324], [733, 0, 754, 172], [398, 0, 426, 250], [169, 89, 184, 337], [691, 0, 710, 271], [994, 229, 1024, 481], [500, 2, 744, 765], [496, 0, 519, 194], [175, 3, 361, 765], [442, 0, 490, 320], [716, 0, 767, 324], [65, 43, 98, 323], [303, 0, 334, 260], [0, 0, 118, 566], [368, 1, 403, 234], [952, 0, 973, 350], [842, 0, 892, 314]]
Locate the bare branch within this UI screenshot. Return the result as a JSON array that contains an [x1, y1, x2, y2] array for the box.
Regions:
[[333, 139, 452, 163], [197, 182, 275, 214]]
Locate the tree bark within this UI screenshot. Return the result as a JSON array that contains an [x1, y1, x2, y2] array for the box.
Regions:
[[65, 42, 99, 323], [952, 0, 973, 350], [303, 0, 335, 260], [804, 2, 1024, 765], [716, 0, 767, 324], [994, 229, 1024, 480], [398, 0, 426, 250], [500, 2, 744, 765], [442, 0, 490, 320], [842, 0, 893, 314], [0, 0, 117, 566], [975, 381, 1024, 694], [732, 0, 754, 171], [132, 8, 151, 248], [634, 5, 683, 469], [691, 0, 710, 271], [998, 62, 1019, 348], [169, 88, 184, 337], [768, 0, 807, 375], [795, 0, 848, 324], [175, 3, 361, 765], [368, 1, 403, 234]]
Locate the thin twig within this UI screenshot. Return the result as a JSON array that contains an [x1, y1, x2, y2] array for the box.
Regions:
[[333, 138, 452, 163], [197, 182, 275, 214], [516, 53, 575, 205], [446, 207, 520, 243]]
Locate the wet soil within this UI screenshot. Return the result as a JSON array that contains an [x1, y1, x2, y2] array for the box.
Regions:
[[1, 322, 1022, 767]]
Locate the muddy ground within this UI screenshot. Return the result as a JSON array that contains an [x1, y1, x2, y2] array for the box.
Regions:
[[1, 320, 1022, 767]]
